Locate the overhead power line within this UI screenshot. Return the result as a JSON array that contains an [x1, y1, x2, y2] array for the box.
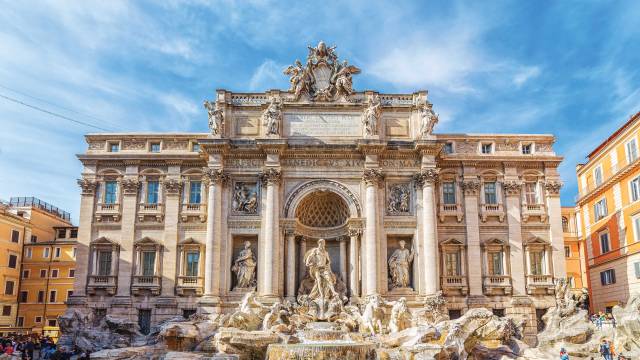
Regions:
[[0, 92, 117, 132]]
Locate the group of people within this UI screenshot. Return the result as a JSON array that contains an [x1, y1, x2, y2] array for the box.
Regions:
[[591, 312, 616, 330], [559, 340, 629, 360], [0, 334, 86, 360]]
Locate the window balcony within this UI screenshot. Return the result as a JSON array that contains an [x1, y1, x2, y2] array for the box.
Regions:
[[87, 275, 117, 295], [526, 274, 554, 295], [438, 203, 464, 222], [138, 203, 164, 222], [482, 275, 512, 295], [479, 203, 504, 222], [521, 203, 547, 222], [131, 275, 162, 296], [441, 275, 468, 296], [176, 276, 204, 296], [95, 203, 121, 222], [181, 203, 207, 222]]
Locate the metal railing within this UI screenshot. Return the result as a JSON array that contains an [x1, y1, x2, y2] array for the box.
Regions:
[[9, 197, 71, 221]]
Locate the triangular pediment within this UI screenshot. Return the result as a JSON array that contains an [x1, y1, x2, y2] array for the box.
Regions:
[[484, 238, 506, 246], [525, 236, 549, 245], [91, 236, 117, 245], [135, 236, 161, 246], [179, 237, 202, 245], [441, 238, 464, 246]]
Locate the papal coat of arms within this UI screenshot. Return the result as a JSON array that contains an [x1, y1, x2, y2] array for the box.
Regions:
[[284, 41, 361, 102]]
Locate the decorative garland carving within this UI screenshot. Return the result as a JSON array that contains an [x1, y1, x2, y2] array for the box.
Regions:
[[502, 181, 522, 196], [77, 178, 97, 195], [120, 178, 140, 195], [362, 168, 384, 186], [163, 179, 183, 195], [461, 180, 480, 195]]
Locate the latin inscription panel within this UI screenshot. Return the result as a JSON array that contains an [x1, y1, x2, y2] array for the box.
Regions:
[[286, 112, 361, 137]]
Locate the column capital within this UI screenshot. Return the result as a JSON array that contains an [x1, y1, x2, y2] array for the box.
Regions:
[[413, 168, 439, 187], [348, 227, 363, 237], [120, 178, 140, 195], [202, 168, 229, 185], [362, 168, 384, 187], [544, 180, 563, 197], [77, 178, 97, 195], [259, 168, 282, 186], [163, 178, 183, 195], [503, 180, 522, 196], [460, 179, 480, 195]]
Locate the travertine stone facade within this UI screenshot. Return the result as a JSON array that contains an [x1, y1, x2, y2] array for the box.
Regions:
[[68, 42, 565, 342]]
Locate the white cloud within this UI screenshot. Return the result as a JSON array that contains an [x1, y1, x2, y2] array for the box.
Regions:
[[249, 60, 286, 91], [512, 66, 541, 87]]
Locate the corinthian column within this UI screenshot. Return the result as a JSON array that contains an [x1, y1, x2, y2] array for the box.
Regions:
[[203, 168, 227, 298], [285, 229, 296, 300], [259, 168, 281, 298], [416, 169, 439, 295], [362, 168, 384, 296], [348, 228, 361, 298]]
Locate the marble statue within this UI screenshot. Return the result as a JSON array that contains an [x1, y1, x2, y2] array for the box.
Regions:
[[307, 41, 338, 64], [388, 240, 414, 289], [419, 103, 438, 137], [232, 183, 258, 214], [332, 60, 360, 98], [283, 60, 312, 101], [362, 96, 381, 136], [203, 100, 224, 136], [231, 241, 257, 289], [304, 239, 339, 302], [554, 278, 572, 308], [262, 98, 282, 136], [422, 291, 449, 325], [262, 300, 293, 333], [362, 294, 385, 335], [388, 297, 412, 333], [387, 184, 410, 214], [220, 291, 268, 330]]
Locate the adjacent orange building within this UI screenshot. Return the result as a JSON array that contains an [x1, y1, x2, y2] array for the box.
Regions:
[[561, 206, 587, 293], [575, 111, 640, 312]]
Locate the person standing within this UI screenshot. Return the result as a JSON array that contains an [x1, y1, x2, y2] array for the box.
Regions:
[[600, 339, 612, 360], [560, 347, 570, 360]]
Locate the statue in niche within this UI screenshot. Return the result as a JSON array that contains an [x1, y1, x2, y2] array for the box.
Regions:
[[388, 240, 414, 289], [232, 183, 258, 214], [387, 184, 410, 214], [203, 100, 224, 136], [262, 98, 282, 136], [231, 241, 257, 289], [389, 297, 412, 333], [362, 95, 382, 136], [332, 60, 361, 98], [418, 102, 438, 137]]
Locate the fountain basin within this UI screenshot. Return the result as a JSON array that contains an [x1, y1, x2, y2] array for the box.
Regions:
[[266, 342, 376, 360]]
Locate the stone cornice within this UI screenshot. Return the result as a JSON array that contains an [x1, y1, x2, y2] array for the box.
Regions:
[[256, 138, 288, 154], [414, 140, 441, 156], [356, 139, 387, 154], [198, 138, 231, 155]]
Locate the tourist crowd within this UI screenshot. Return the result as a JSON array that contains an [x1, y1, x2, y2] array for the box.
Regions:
[[591, 312, 616, 330], [0, 334, 88, 360]]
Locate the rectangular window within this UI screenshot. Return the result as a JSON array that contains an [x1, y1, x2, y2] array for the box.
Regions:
[[594, 198, 608, 221], [631, 177, 640, 202], [98, 251, 112, 276], [4, 281, 14, 295], [11, 230, 19, 243], [67, 290, 74, 300], [444, 142, 454, 154], [191, 143, 200, 152], [104, 181, 118, 204], [54, 247, 61, 258], [43, 247, 50, 258], [568, 276, 575, 287], [47, 319, 57, 327], [37, 291, 44, 303], [600, 269, 616, 285], [57, 229, 66, 238], [72, 247, 77, 258], [150, 142, 161, 153], [524, 182, 538, 204], [16, 317, 24, 327], [594, 166, 603, 186], [189, 181, 202, 204], [564, 246, 571, 258], [481, 143, 493, 154], [70, 228, 78, 238], [487, 251, 503, 275], [49, 290, 57, 303], [141, 251, 156, 276], [8, 255, 17, 269], [108, 142, 119, 152], [599, 232, 611, 253], [22, 270, 29, 279], [2, 306, 11, 316], [40, 269, 47, 278], [484, 182, 497, 204], [186, 251, 199, 277], [26, 248, 32, 259], [30, 235, 37, 243], [627, 138, 638, 163], [442, 182, 456, 204], [529, 251, 544, 275], [19, 291, 27, 303], [69, 269, 75, 278], [51, 269, 58, 278], [522, 144, 532, 154], [35, 316, 42, 323], [445, 252, 461, 276], [146, 181, 159, 204]]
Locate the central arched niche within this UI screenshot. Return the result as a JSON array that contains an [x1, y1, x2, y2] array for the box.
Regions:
[[295, 190, 349, 228]]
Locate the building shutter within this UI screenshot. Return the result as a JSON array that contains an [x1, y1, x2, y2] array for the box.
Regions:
[[611, 270, 616, 284], [600, 271, 605, 285]]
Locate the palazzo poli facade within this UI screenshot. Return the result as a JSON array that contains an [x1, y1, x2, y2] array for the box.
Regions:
[[68, 43, 565, 342]]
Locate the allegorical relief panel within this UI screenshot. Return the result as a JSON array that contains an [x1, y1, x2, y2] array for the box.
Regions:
[[386, 183, 412, 215], [231, 182, 259, 215]]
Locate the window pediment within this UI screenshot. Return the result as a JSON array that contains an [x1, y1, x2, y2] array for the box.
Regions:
[[91, 237, 119, 247], [179, 237, 202, 246], [135, 236, 162, 248], [440, 238, 465, 249]]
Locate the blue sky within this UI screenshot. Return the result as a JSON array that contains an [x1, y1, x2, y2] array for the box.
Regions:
[[1, 1, 639, 224]]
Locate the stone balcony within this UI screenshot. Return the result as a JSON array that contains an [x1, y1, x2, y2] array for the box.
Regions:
[[438, 203, 464, 222], [479, 203, 504, 222], [441, 275, 468, 296], [482, 275, 513, 295], [131, 275, 162, 295], [181, 203, 207, 222], [87, 275, 117, 295], [176, 276, 204, 296], [138, 203, 164, 222], [526, 274, 554, 295], [521, 203, 547, 222], [95, 203, 121, 222]]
